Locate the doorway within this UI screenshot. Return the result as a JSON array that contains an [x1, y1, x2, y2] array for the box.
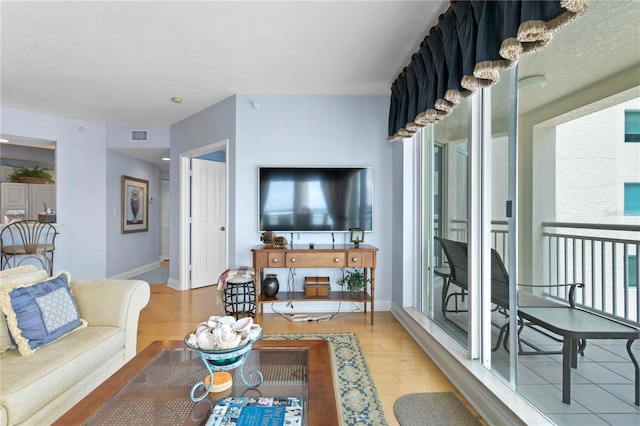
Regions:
[[179, 140, 228, 291], [161, 179, 170, 260], [0, 135, 56, 222]]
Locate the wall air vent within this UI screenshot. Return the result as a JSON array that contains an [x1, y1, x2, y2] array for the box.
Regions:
[[130, 130, 149, 142]]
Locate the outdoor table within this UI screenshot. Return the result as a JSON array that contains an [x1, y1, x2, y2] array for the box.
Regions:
[[517, 307, 640, 405]]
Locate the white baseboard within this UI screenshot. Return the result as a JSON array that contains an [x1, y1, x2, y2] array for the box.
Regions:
[[391, 304, 552, 426], [167, 277, 180, 290], [108, 261, 160, 280]]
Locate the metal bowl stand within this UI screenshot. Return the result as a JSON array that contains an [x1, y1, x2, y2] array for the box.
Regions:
[[189, 342, 264, 402]]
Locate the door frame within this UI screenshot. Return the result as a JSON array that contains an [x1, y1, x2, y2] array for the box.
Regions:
[[179, 139, 228, 291], [160, 179, 170, 261]]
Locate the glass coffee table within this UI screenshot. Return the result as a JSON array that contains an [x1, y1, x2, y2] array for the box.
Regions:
[[54, 340, 338, 425]]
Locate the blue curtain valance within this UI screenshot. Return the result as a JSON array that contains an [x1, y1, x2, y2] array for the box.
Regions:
[[388, 0, 588, 141]]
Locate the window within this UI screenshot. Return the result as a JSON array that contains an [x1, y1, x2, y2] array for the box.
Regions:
[[625, 109, 640, 142], [628, 255, 638, 288], [624, 183, 640, 216]]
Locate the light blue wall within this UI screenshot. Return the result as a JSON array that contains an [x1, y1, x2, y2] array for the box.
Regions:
[[233, 95, 394, 305], [1, 107, 108, 278], [169, 94, 393, 306], [169, 96, 237, 281], [1, 107, 166, 279], [2, 94, 395, 303], [106, 149, 162, 276]]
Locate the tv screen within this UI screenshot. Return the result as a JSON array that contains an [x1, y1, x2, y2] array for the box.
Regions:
[[259, 167, 373, 232]]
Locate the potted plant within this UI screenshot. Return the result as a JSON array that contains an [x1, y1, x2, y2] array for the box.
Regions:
[[8, 165, 55, 184], [337, 269, 370, 295]]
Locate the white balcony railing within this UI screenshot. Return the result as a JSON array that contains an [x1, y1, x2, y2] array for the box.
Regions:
[[443, 220, 640, 324], [450, 219, 509, 262], [542, 222, 640, 324]]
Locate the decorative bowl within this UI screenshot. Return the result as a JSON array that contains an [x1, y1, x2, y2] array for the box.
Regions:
[[183, 326, 263, 367], [186, 325, 264, 402]]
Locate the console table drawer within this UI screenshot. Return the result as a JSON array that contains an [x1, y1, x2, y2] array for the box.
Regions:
[[286, 252, 345, 268], [347, 251, 375, 268], [267, 252, 285, 266]]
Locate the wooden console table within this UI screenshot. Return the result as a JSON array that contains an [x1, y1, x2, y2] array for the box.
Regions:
[[252, 244, 378, 325]]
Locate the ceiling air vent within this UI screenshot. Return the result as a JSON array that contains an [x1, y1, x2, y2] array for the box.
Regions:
[[130, 130, 149, 142]]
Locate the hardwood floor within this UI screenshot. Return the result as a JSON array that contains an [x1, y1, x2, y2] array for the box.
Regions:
[[137, 284, 486, 425]]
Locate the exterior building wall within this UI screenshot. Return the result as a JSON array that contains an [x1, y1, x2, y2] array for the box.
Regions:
[[553, 98, 639, 321], [556, 98, 640, 224]]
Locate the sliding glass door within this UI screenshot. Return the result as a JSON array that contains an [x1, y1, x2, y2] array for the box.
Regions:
[[419, 68, 520, 380], [421, 96, 470, 348], [485, 68, 519, 383]]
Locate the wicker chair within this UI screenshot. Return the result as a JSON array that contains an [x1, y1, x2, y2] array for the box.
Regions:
[[0, 220, 58, 275]]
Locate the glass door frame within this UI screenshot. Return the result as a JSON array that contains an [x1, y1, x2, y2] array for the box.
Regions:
[[417, 70, 521, 385], [471, 69, 520, 382]]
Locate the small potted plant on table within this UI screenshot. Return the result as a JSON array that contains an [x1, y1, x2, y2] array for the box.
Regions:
[[337, 269, 370, 298]]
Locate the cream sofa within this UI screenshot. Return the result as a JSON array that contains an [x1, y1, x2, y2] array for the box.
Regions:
[[0, 266, 150, 426]]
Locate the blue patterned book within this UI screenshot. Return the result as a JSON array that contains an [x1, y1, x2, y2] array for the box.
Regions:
[[206, 396, 303, 426]]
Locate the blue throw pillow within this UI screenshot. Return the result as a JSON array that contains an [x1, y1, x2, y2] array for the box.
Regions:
[[0, 271, 86, 355]]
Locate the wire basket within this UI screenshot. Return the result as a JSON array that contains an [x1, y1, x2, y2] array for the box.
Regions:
[[17, 177, 48, 184]]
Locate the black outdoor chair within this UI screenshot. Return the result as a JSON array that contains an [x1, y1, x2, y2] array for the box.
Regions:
[[435, 236, 469, 318], [435, 236, 585, 354], [488, 247, 586, 354]]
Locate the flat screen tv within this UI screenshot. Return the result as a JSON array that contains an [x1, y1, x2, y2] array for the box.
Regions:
[[258, 166, 373, 233]]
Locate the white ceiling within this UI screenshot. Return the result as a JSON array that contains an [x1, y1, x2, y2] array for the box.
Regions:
[[1, 1, 639, 171], [1, 0, 448, 126]]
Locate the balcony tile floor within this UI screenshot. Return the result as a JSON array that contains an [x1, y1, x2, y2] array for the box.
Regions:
[[512, 325, 639, 425], [434, 296, 639, 425]]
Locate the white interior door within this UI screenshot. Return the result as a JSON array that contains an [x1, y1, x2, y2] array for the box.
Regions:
[[190, 158, 226, 288]]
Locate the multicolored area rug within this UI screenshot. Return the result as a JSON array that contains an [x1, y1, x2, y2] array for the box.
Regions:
[[263, 332, 388, 426]]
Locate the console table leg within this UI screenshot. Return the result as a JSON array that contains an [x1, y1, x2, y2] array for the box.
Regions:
[[255, 267, 262, 324], [362, 268, 368, 315], [370, 267, 375, 326]]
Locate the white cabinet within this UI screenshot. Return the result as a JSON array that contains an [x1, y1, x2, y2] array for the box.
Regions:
[[29, 184, 56, 219], [0, 182, 56, 221], [1, 182, 28, 221], [1, 182, 28, 207]]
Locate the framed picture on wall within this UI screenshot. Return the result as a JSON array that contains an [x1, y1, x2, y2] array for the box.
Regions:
[[122, 175, 148, 233]]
